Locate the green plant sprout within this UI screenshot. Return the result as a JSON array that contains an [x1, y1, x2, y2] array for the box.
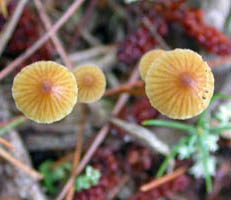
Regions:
[[75, 165, 101, 192], [142, 93, 231, 193], [39, 160, 72, 194], [39, 161, 101, 195]]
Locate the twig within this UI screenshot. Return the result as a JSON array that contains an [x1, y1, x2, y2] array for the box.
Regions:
[[56, 66, 140, 200], [25, 133, 78, 151], [66, 44, 117, 64], [110, 118, 170, 156], [70, 0, 98, 48], [0, 116, 26, 136], [143, 17, 170, 50], [33, 0, 72, 69], [79, 29, 101, 46], [0, 0, 86, 80], [0, 147, 43, 180], [104, 80, 144, 96], [140, 166, 187, 192], [56, 126, 110, 200], [0, 137, 14, 149], [0, 88, 46, 199], [66, 104, 87, 200], [208, 56, 231, 68], [0, 115, 25, 128], [108, 0, 129, 20], [92, 50, 116, 68], [0, 0, 28, 57]]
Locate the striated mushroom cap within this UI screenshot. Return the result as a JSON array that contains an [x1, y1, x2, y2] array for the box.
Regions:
[[145, 49, 214, 119], [73, 64, 106, 103], [139, 49, 165, 81], [12, 61, 78, 123]]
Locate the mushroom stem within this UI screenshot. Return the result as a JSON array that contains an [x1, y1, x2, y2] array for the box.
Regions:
[[66, 104, 87, 200]]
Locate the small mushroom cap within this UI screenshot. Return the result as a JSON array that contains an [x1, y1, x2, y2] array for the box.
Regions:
[[73, 64, 106, 103], [139, 49, 165, 81], [145, 49, 214, 119], [12, 61, 78, 123]]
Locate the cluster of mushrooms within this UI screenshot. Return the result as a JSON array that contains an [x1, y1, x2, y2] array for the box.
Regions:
[[139, 48, 214, 120], [12, 48, 214, 124], [12, 61, 106, 123]]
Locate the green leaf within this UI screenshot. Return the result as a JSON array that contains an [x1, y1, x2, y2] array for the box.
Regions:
[[39, 160, 72, 195], [74, 166, 101, 192], [0, 116, 26, 136], [75, 176, 91, 192], [39, 160, 58, 194], [211, 93, 231, 103], [143, 119, 196, 134], [156, 137, 188, 177], [198, 135, 212, 193], [86, 166, 101, 185], [209, 124, 231, 133], [197, 93, 231, 128]]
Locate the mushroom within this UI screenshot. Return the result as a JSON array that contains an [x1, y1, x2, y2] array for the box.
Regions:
[[12, 61, 78, 123], [139, 49, 165, 81], [73, 64, 106, 103], [145, 49, 214, 119]]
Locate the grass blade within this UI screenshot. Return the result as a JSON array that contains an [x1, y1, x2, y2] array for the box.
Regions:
[[143, 119, 195, 134]]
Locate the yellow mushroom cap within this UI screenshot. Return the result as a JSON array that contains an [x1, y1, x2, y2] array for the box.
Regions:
[[139, 49, 165, 81], [12, 61, 78, 123], [145, 49, 214, 119], [73, 64, 106, 103]]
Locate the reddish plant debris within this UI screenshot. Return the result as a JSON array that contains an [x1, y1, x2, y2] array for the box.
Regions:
[[117, 12, 168, 64], [0, 1, 53, 72], [111, 97, 158, 138], [125, 145, 154, 173], [118, 0, 231, 64], [159, 5, 231, 55], [112, 97, 158, 137], [119, 97, 159, 124], [74, 143, 191, 200], [75, 146, 121, 200], [75, 144, 156, 199]]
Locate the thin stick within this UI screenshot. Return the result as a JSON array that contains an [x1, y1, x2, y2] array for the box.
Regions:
[[140, 166, 187, 192], [66, 104, 86, 200], [56, 66, 140, 200], [0, 116, 26, 136], [0, 137, 14, 150], [143, 17, 170, 50], [70, 0, 98, 48], [104, 80, 144, 97], [0, 147, 43, 180], [33, 0, 72, 69], [208, 56, 231, 68], [0, 0, 28, 57], [56, 126, 110, 200], [0, 0, 85, 80], [0, 115, 25, 128], [66, 44, 117, 63]]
